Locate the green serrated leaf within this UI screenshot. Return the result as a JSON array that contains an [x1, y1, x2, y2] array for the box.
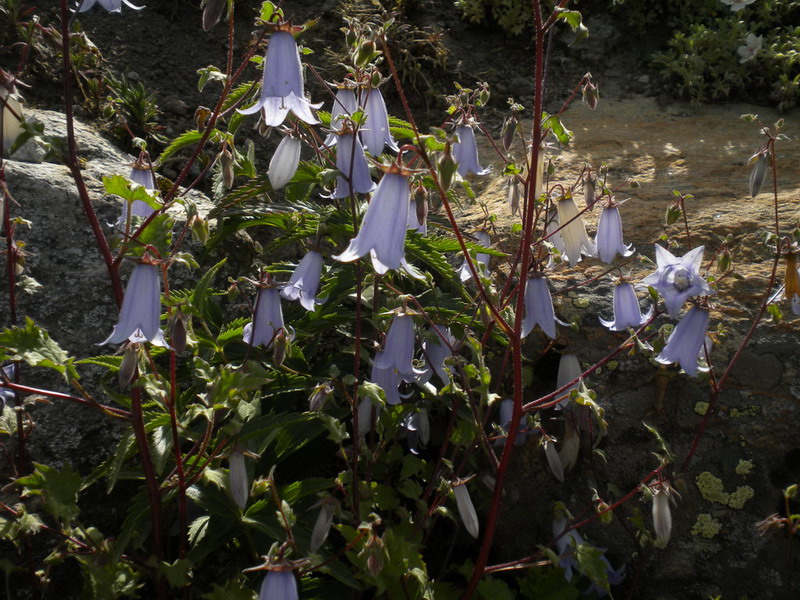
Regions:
[[0, 318, 78, 382], [17, 462, 81, 524]]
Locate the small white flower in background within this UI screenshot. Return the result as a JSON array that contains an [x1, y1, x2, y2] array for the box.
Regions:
[[521, 275, 565, 339], [641, 245, 713, 318], [322, 86, 358, 147], [556, 353, 581, 409], [453, 480, 479, 538], [452, 123, 490, 177], [555, 194, 596, 265], [281, 250, 325, 311], [458, 230, 491, 283], [543, 435, 565, 482], [737, 33, 763, 63], [358, 83, 399, 155], [721, 0, 757, 12], [244, 287, 286, 348], [401, 408, 430, 454], [75, 0, 143, 12], [0, 71, 24, 157], [310, 495, 337, 552], [651, 484, 673, 546], [600, 280, 652, 332], [422, 325, 456, 385], [268, 134, 302, 190], [101, 262, 167, 346], [228, 449, 249, 511], [240, 29, 321, 127], [357, 396, 381, 438], [258, 569, 298, 600], [596, 201, 634, 263], [656, 306, 711, 376]]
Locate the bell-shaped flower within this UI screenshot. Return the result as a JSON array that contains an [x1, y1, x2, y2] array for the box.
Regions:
[[545, 207, 567, 256], [75, 0, 143, 12], [357, 397, 381, 438], [596, 203, 634, 263], [458, 230, 491, 283], [453, 481, 479, 538], [358, 85, 399, 155], [600, 281, 652, 331], [118, 165, 157, 227], [375, 313, 426, 380], [656, 306, 710, 376], [555, 195, 596, 265], [521, 275, 564, 339], [642, 245, 713, 318], [322, 87, 358, 147], [281, 250, 325, 311], [369, 359, 403, 405], [556, 353, 581, 409], [401, 408, 430, 454], [102, 263, 166, 346], [652, 486, 672, 546], [243, 287, 285, 348], [453, 124, 489, 177], [240, 30, 321, 127], [258, 570, 298, 600], [552, 517, 625, 596], [228, 449, 249, 510], [329, 130, 375, 198], [269, 134, 302, 190], [422, 325, 456, 385], [334, 166, 415, 275]]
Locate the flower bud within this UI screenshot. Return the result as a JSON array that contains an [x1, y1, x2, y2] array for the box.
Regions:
[[478, 87, 490, 107], [195, 106, 211, 132], [584, 175, 596, 208], [118, 344, 138, 391], [543, 437, 564, 483], [652, 487, 672, 546], [365, 534, 384, 577], [345, 24, 357, 48], [453, 482, 479, 538], [583, 80, 599, 110], [272, 328, 290, 367], [308, 382, 334, 411], [220, 147, 235, 190], [501, 115, 518, 151], [190, 215, 210, 244], [310, 495, 337, 551], [355, 40, 376, 69], [414, 184, 429, 229], [202, 0, 226, 31], [749, 150, 769, 198], [438, 145, 458, 191], [228, 449, 249, 510], [268, 135, 302, 190], [506, 176, 521, 216], [169, 310, 187, 354], [558, 423, 580, 472]]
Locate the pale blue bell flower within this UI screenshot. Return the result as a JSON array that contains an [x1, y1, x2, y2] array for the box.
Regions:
[[453, 124, 489, 177], [118, 165, 157, 228], [258, 570, 298, 600], [521, 276, 565, 339], [268, 135, 302, 190], [330, 132, 375, 198], [374, 313, 426, 382], [458, 231, 491, 283], [600, 281, 652, 331], [422, 325, 456, 385], [358, 85, 399, 155], [596, 204, 634, 263], [243, 288, 285, 348], [281, 250, 326, 311], [496, 399, 527, 446], [75, 0, 143, 13], [334, 169, 416, 275], [552, 517, 625, 597], [240, 31, 321, 126], [656, 306, 710, 376], [322, 87, 358, 147], [642, 245, 714, 318], [101, 264, 167, 346]]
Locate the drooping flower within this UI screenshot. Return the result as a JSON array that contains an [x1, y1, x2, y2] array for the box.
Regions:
[[281, 250, 325, 311], [543, 436, 564, 482], [401, 408, 430, 454], [600, 281, 652, 331], [558, 423, 580, 472], [258, 570, 298, 600], [334, 165, 417, 275], [369, 359, 403, 406], [228, 449, 249, 510], [422, 325, 456, 385], [652, 486, 672, 546], [496, 398, 527, 446], [506, 176, 522, 216], [310, 495, 337, 552], [358, 84, 398, 155], [545, 207, 567, 255], [458, 230, 491, 283], [243, 287, 285, 348], [357, 396, 381, 438], [75, 0, 143, 12], [329, 130, 375, 198], [102, 263, 167, 346], [556, 353, 582, 409], [453, 481, 479, 538], [118, 165, 157, 228], [269, 134, 302, 190], [453, 124, 489, 177], [737, 33, 763, 63], [656, 306, 710, 376], [555, 195, 596, 265], [374, 313, 426, 382], [240, 30, 321, 127], [720, 0, 756, 11], [596, 203, 634, 263], [552, 517, 625, 596], [322, 86, 358, 147], [642, 245, 713, 318], [521, 275, 564, 339]]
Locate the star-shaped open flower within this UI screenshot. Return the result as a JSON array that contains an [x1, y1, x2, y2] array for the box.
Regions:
[[240, 28, 321, 127], [642, 245, 714, 318], [75, 0, 143, 12]]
